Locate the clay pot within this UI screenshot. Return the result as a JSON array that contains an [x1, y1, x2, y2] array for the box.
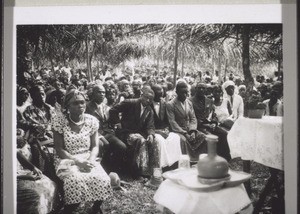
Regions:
[[247, 109, 265, 119], [197, 134, 229, 179]]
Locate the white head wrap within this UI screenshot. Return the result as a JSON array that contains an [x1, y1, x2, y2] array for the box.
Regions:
[[223, 80, 235, 89]]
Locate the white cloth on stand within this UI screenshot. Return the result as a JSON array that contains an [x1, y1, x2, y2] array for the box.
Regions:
[[155, 132, 182, 168], [154, 179, 252, 214], [227, 116, 283, 170]]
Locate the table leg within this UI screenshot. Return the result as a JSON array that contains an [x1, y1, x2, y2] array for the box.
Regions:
[[270, 168, 285, 214], [253, 168, 283, 214], [242, 160, 251, 195]]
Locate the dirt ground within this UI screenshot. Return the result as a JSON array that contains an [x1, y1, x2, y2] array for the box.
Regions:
[[55, 157, 284, 214]]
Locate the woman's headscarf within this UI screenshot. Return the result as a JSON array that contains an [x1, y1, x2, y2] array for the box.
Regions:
[[62, 88, 86, 114]]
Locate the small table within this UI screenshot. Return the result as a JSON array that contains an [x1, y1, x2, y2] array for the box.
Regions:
[[227, 116, 284, 213], [154, 170, 253, 214]]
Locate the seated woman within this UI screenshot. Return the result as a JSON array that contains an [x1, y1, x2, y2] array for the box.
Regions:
[[212, 85, 231, 127], [214, 85, 236, 130], [21, 84, 56, 177], [16, 129, 58, 214], [51, 88, 112, 214]]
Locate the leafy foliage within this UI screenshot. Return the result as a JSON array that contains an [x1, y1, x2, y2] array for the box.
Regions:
[[17, 24, 282, 86], [245, 90, 266, 110]]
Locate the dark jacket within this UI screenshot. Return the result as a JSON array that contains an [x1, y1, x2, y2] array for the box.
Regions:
[[109, 99, 155, 137], [85, 101, 111, 135], [150, 98, 169, 130], [190, 95, 214, 128]]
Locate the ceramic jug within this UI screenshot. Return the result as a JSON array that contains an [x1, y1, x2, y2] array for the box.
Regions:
[[197, 134, 229, 178]]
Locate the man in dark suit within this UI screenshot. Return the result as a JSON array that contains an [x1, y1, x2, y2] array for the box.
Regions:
[[166, 81, 206, 162], [109, 86, 159, 177]]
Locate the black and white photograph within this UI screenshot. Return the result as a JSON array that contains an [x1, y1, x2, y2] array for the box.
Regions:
[[15, 22, 284, 214], [2, 3, 298, 214]]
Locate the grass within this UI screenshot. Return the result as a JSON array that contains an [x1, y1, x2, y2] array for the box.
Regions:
[[55, 157, 284, 214]]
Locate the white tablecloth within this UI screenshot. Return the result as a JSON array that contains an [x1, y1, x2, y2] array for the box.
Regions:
[[227, 116, 283, 170], [154, 179, 252, 214]]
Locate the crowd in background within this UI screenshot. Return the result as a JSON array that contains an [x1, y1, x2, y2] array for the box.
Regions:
[[16, 64, 283, 213]]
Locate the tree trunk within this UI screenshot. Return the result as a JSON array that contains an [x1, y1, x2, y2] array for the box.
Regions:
[[241, 25, 254, 88], [224, 59, 227, 82], [157, 54, 160, 76], [50, 54, 54, 74], [277, 45, 281, 75], [213, 52, 216, 74], [173, 33, 180, 85], [85, 37, 92, 82], [218, 51, 222, 84], [181, 49, 185, 77]]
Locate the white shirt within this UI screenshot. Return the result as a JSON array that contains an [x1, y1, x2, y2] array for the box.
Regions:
[[96, 103, 108, 120], [153, 101, 160, 116], [180, 100, 187, 112], [263, 99, 283, 116], [140, 104, 146, 117], [224, 94, 244, 121]]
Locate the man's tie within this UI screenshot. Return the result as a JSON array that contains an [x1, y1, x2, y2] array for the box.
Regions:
[[228, 97, 233, 115]]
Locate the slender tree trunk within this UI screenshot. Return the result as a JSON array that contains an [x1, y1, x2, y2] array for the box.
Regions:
[[89, 55, 93, 81], [277, 45, 281, 75], [50, 54, 54, 74], [181, 49, 185, 77], [85, 37, 91, 82], [173, 33, 180, 85], [218, 51, 222, 83], [157, 52, 160, 76], [224, 59, 227, 82], [198, 54, 202, 80], [241, 24, 254, 88], [213, 51, 216, 74]]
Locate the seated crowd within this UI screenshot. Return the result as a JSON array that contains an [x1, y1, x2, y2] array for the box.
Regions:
[[16, 68, 283, 213]]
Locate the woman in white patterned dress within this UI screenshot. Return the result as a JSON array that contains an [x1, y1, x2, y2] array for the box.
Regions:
[[52, 89, 112, 214], [16, 129, 58, 214]]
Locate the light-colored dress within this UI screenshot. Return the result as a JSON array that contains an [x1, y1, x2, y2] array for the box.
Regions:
[[214, 101, 230, 123], [51, 113, 112, 205], [17, 143, 58, 214]]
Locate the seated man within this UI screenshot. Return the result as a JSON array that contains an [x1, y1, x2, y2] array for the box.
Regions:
[[151, 84, 182, 169], [190, 83, 231, 161], [132, 79, 142, 98], [223, 80, 244, 122], [166, 81, 206, 162], [109, 86, 159, 177], [263, 88, 283, 116], [45, 80, 65, 113], [86, 84, 126, 172]]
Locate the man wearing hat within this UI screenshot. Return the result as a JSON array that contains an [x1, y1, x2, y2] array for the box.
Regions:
[[223, 80, 244, 121]]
